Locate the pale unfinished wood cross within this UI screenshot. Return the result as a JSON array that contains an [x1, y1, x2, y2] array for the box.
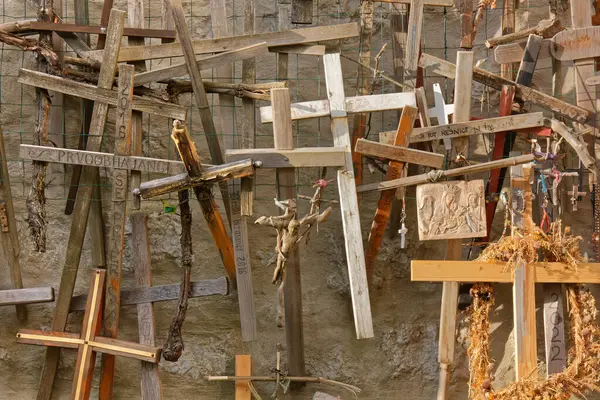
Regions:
[[258, 54, 420, 339], [17, 269, 161, 400]]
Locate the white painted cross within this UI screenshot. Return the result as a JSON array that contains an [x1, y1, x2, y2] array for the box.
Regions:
[[428, 83, 454, 151]]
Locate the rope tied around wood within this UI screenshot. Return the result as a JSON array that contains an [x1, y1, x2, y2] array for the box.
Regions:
[[467, 222, 600, 399]]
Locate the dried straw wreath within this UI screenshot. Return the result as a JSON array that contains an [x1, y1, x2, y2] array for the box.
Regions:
[[467, 222, 600, 400]]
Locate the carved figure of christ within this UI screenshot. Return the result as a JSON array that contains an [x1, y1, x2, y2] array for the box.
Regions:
[[17, 269, 161, 400]]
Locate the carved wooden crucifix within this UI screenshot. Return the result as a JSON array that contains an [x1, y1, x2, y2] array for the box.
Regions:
[[17, 269, 161, 400], [258, 54, 420, 339]]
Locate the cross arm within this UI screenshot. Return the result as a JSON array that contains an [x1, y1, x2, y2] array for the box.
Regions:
[[91, 336, 160, 363], [16, 329, 82, 349], [18, 69, 186, 120], [411, 260, 600, 283], [135, 159, 257, 199], [28, 22, 176, 40], [225, 147, 347, 168], [355, 138, 444, 169], [0, 287, 54, 305]]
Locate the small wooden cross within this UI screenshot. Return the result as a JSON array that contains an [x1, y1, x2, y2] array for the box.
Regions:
[[428, 83, 454, 151], [17, 269, 161, 400], [568, 184, 587, 211]]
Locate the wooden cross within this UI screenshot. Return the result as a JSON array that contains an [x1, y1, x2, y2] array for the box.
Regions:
[[34, 10, 126, 399], [568, 184, 587, 211], [258, 54, 420, 339], [428, 83, 454, 151], [17, 269, 161, 400]]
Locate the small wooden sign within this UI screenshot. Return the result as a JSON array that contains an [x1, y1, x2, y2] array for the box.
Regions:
[[416, 180, 486, 241]]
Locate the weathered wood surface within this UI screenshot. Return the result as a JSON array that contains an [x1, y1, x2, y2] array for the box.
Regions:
[[419, 53, 592, 123], [552, 25, 600, 61], [516, 34, 544, 88], [135, 159, 256, 199], [18, 69, 187, 120], [20, 145, 185, 175], [0, 287, 54, 305], [451, 51, 473, 156], [235, 355, 252, 400], [404, 0, 424, 87], [130, 212, 162, 399], [313, 393, 341, 400], [375, 0, 453, 5], [100, 64, 135, 398], [585, 75, 600, 85], [36, 10, 125, 400], [0, 126, 27, 319], [226, 147, 347, 168], [271, 44, 325, 55], [485, 17, 562, 48], [543, 284, 567, 376], [357, 153, 535, 193], [494, 40, 552, 64], [271, 87, 305, 378], [28, 22, 176, 39], [133, 42, 268, 86], [416, 180, 486, 240], [364, 106, 418, 282], [171, 0, 232, 224], [401, 112, 545, 143], [260, 92, 416, 122], [411, 261, 600, 283], [355, 138, 444, 169], [323, 54, 373, 339], [70, 277, 229, 311], [292, 0, 312, 24], [83, 22, 359, 62]]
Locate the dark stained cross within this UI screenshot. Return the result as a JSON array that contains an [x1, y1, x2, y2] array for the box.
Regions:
[[16, 269, 161, 400]]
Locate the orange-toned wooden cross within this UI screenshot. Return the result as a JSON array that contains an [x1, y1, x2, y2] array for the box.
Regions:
[[16, 269, 161, 400]]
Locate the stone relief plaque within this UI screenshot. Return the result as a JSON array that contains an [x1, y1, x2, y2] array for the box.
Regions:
[[416, 179, 486, 241]]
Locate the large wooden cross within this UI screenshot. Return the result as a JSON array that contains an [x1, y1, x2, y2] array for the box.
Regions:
[[17, 269, 161, 400], [258, 54, 419, 338]]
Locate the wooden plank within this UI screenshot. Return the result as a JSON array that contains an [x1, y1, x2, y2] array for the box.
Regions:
[[18, 69, 187, 120], [36, 10, 125, 400], [494, 40, 552, 64], [83, 22, 359, 62], [323, 54, 373, 339], [402, 112, 545, 143], [543, 284, 567, 376], [226, 147, 347, 168], [259, 92, 417, 123], [551, 26, 600, 61], [355, 138, 443, 168], [500, 0, 516, 79], [272, 44, 325, 55], [357, 153, 535, 193], [70, 277, 229, 311], [419, 52, 592, 123], [374, 0, 453, 5], [130, 212, 162, 399], [29, 22, 175, 39], [486, 17, 562, 49], [411, 261, 600, 283], [235, 355, 252, 400], [100, 64, 135, 398], [171, 0, 232, 224], [271, 87, 305, 378], [0, 126, 27, 320], [364, 106, 418, 282], [516, 35, 543, 87], [404, 0, 424, 87], [0, 287, 54, 305], [20, 145, 185, 175], [451, 51, 473, 156]]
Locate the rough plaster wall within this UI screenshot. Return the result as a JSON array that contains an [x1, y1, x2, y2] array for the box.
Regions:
[[0, 0, 598, 399]]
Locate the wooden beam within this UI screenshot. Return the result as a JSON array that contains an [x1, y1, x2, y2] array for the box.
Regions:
[[0, 287, 54, 305], [135, 159, 256, 199], [419, 53, 592, 123], [226, 147, 347, 168], [100, 64, 135, 398], [355, 138, 443, 168], [357, 153, 535, 193], [83, 22, 360, 63], [70, 277, 229, 311], [235, 355, 252, 400], [18, 69, 187, 120], [0, 126, 27, 320], [20, 145, 185, 175], [35, 10, 125, 400], [323, 54, 374, 339], [404, 0, 424, 87], [494, 40, 552, 64], [401, 112, 545, 143], [259, 92, 417, 122], [272, 87, 305, 378], [170, 0, 232, 224], [411, 261, 600, 283], [28, 22, 176, 39], [485, 17, 562, 48], [271, 44, 325, 55]]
